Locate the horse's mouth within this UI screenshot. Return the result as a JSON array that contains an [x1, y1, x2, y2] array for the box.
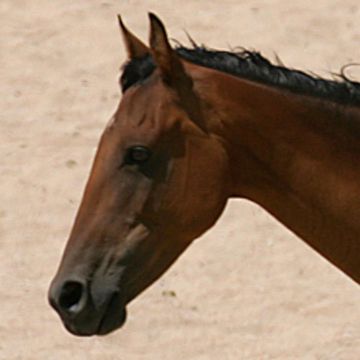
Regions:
[[62, 293, 127, 337], [96, 295, 127, 336]]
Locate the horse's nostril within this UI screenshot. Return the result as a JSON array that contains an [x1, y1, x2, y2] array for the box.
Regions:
[[58, 281, 85, 313]]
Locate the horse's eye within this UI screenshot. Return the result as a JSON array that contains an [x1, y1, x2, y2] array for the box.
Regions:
[[124, 146, 152, 165]]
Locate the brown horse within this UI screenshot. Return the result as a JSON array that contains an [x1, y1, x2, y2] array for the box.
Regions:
[[49, 14, 360, 336]]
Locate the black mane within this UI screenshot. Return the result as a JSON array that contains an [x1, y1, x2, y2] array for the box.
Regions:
[[120, 45, 360, 107]]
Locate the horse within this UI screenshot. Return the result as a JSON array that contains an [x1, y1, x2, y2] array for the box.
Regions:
[[48, 13, 360, 336]]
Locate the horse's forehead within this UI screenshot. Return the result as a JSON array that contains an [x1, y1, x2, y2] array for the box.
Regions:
[[109, 79, 177, 131]]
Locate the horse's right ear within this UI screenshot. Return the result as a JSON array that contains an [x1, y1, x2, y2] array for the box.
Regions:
[[118, 15, 149, 59]]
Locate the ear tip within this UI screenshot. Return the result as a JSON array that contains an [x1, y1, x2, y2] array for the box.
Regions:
[[148, 12, 164, 28], [117, 14, 126, 30], [148, 12, 157, 21]]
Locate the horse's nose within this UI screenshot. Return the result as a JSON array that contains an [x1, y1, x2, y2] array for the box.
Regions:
[[49, 278, 88, 318], [49, 271, 127, 336]]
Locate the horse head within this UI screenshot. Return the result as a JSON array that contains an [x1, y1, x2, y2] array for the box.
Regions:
[[48, 14, 230, 336]]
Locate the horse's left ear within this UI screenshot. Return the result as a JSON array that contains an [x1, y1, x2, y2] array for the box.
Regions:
[[148, 13, 191, 88], [118, 15, 149, 59]]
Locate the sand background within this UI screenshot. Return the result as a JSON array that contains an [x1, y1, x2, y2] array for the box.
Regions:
[[1, 1, 360, 359]]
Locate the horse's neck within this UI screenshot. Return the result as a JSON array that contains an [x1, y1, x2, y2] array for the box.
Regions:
[[210, 75, 360, 283]]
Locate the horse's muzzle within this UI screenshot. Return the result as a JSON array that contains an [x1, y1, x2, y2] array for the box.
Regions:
[[48, 274, 127, 336]]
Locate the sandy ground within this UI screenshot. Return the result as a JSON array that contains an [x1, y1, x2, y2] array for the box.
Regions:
[[1, 1, 360, 359]]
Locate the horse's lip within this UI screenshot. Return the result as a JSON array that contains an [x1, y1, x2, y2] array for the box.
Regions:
[[61, 292, 127, 337], [64, 321, 97, 337], [96, 293, 127, 335]]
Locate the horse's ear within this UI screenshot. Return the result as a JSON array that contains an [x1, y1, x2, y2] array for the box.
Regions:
[[118, 15, 149, 59], [149, 14, 201, 125], [148, 13, 190, 87]]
